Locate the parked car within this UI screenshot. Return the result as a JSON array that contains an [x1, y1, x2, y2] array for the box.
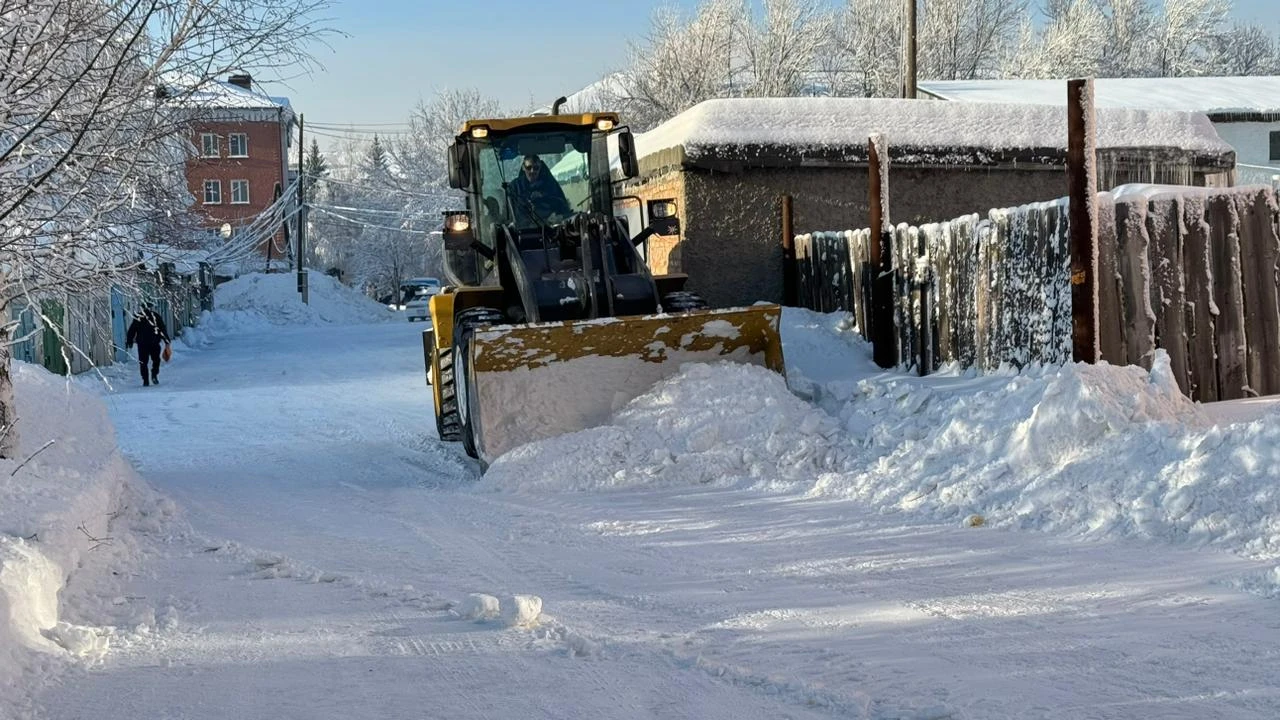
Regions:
[[404, 288, 435, 322]]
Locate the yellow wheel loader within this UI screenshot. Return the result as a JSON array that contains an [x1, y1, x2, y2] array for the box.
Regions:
[[423, 104, 785, 468]]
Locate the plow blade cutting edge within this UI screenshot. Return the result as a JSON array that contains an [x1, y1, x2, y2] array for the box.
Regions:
[[462, 305, 786, 466]]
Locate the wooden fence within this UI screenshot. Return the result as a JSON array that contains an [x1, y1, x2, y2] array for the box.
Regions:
[[794, 185, 1280, 402], [8, 268, 208, 377]]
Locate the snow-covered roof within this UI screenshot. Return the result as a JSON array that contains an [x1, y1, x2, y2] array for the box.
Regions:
[[533, 74, 628, 116], [920, 77, 1280, 119], [161, 74, 295, 124], [635, 98, 1233, 168]]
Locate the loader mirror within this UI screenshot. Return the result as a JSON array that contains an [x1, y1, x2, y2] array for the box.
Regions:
[[647, 199, 679, 236], [447, 144, 470, 189], [617, 130, 639, 179], [442, 210, 475, 251]]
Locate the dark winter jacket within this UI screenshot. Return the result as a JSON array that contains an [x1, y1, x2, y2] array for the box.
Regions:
[[509, 159, 571, 224], [126, 309, 169, 350]]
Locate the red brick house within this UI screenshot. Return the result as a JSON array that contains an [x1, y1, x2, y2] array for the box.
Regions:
[[182, 74, 295, 264]]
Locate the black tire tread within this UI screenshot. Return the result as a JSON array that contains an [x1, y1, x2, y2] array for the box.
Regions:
[[454, 308, 507, 459]]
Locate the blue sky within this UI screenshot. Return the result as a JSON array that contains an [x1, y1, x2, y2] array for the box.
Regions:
[[275, 0, 1276, 140]]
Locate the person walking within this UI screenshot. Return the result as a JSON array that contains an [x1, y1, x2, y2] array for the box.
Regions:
[[125, 304, 170, 387]]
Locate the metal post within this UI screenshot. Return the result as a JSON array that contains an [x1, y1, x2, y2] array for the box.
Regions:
[[1067, 79, 1098, 363], [869, 134, 897, 369], [781, 194, 797, 306], [869, 138, 884, 270], [904, 0, 918, 99], [296, 114, 308, 304]]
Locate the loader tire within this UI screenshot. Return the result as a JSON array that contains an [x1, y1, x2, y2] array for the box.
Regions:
[[436, 348, 461, 441], [662, 291, 709, 313], [453, 307, 507, 460]]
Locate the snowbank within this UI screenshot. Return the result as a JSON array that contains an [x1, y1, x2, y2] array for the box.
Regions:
[[212, 272, 394, 327], [0, 364, 173, 712], [482, 309, 1280, 594]]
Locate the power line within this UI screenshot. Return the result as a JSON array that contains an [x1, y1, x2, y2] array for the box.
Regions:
[[309, 205, 439, 235], [306, 173, 459, 201], [308, 121, 413, 128]]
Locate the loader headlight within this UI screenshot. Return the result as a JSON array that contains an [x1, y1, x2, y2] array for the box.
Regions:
[[595, 118, 615, 131], [444, 212, 471, 233], [470, 125, 489, 139]]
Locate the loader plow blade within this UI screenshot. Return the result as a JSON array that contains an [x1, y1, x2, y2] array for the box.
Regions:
[[465, 305, 785, 466]]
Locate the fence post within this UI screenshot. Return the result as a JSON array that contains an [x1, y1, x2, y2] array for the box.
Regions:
[[869, 134, 897, 369], [781, 194, 797, 306], [1067, 78, 1099, 363]]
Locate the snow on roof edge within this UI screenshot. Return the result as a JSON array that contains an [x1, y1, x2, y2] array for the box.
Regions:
[[634, 97, 1233, 164], [919, 77, 1280, 117]]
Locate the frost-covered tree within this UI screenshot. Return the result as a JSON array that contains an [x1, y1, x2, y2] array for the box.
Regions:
[[919, 0, 1029, 81], [1208, 22, 1280, 75], [612, 0, 747, 130], [394, 88, 500, 201], [740, 0, 835, 97], [1149, 0, 1231, 76], [1004, 0, 1108, 77], [309, 132, 439, 302], [0, 0, 330, 457], [1007, 0, 1262, 78], [827, 0, 905, 97]]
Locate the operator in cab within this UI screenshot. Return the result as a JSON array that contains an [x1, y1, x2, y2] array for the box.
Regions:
[[509, 154, 571, 226]]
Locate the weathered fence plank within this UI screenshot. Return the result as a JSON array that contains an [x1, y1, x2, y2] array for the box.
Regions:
[[1235, 189, 1280, 396], [1146, 195, 1190, 393], [1096, 199, 1126, 365], [1209, 194, 1249, 398], [1181, 195, 1219, 402], [1115, 200, 1157, 369]]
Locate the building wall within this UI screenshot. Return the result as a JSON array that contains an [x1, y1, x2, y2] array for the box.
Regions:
[[616, 172, 687, 276], [673, 165, 1066, 308], [1214, 121, 1280, 186], [186, 118, 289, 255]]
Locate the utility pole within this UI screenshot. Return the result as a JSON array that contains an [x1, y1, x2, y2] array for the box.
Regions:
[[904, 0, 918, 99], [296, 114, 308, 304], [1067, 79, 1098, 363]]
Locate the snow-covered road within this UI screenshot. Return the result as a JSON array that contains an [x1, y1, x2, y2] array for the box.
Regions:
[[35, 315, 1280, 719]]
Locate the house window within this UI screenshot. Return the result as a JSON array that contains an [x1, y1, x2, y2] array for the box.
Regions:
[[1271, 131, 1280, 162], [200, 133, 219, 158], [229, 133, 248, 157], [203, 179, 221, 204], [230, 179, 250, 204]]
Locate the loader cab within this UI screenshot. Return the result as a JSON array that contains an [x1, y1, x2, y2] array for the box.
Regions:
[[440, 113, 640, 288]]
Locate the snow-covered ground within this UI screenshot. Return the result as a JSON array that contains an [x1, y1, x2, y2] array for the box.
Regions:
[[3, 272, 1280, 718]]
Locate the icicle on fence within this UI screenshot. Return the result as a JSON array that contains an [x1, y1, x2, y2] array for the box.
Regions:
[[793, 185, 1280, 402], [794, 200, 1073, 374]]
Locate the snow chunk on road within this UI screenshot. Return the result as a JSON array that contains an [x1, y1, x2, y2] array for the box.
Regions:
[[502, 594, 543, 628], [213, 272, 394, 326], [455, 593, 501, 622]]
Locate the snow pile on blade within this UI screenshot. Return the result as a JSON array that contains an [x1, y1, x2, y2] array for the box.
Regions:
[[481, 308, 1280, 594], [212, 272, 394, 327], [481, 362, 835, 491]]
